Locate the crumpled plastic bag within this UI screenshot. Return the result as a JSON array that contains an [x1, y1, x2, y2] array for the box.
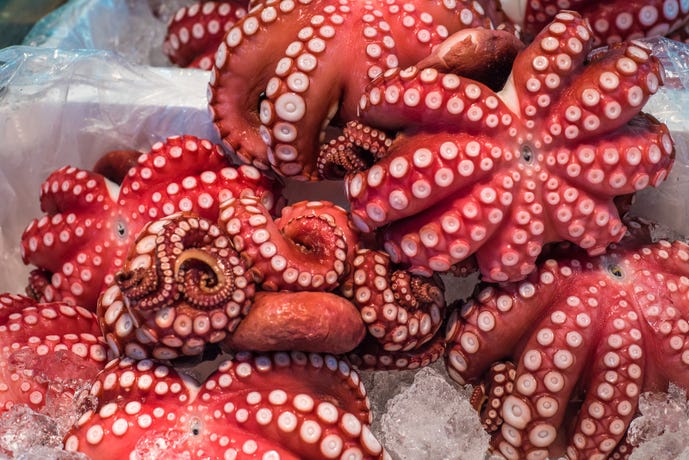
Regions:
[[23, 0, 173, 66]]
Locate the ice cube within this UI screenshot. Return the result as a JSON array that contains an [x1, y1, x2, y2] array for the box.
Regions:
[[377, 363, 488, 459], [629, 383, 689, 460], [15, 445, 90, 460], [0, 405, 62, 456]]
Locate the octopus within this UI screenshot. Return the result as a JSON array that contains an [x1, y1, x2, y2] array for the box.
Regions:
[[207, 0, 520, 180], [0, 293, 108, 415], [498, 0, 689, 45], [444, 220, 689, 459], [20, 135, 281, 309], [327, 11, 674, 282], [99, 194, 447, 368], [164, 0, 249, 70], [65, 351, 386, 459]]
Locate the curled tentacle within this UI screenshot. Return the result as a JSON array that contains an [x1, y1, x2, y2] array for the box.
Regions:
[[317, 121, 393, 180], [163, 1, 248, 70], [344, 248, 445, 353], [470, 361, 517, 434], [219, 196, 360, 291], [99, 213, 254, 361], [347, 331, 446, 370]]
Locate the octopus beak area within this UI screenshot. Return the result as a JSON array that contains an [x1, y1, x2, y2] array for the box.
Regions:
[[175, 249, 227, 293]]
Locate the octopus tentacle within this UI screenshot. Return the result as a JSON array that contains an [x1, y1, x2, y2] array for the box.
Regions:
[[99, 213, 254, 361], [347, 331, 446, 370], [345, 248, 445, 353], [502, 0, 689, 46], [317, 121, 392, 180], [444, 267, 560, 384], [219, 196, 358, 291], [347, 133, 509, 233], [492, 273, 606, 458], [380, 170, 515, 275], [566, 307, 645, 459], [164, 1, 248, 70]]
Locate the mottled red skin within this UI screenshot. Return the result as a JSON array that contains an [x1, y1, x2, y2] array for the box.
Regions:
[[208, 0, 498, 179], [343, 12, 674, 282], [501, 0, 689, 45], [228, 291, 367, 354], [21, 135, 281, 309], [164, 1, 249, 70], [0, 293, 108, 414], [445, 226, 689, 458], [65, 352, 385, 459]]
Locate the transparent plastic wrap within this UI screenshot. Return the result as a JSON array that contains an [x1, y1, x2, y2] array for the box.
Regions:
[[3, 4, 689, 458]]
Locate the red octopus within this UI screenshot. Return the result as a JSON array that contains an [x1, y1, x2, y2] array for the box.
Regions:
[[445, 221, 689, 459], [326, 11, 674, 282], [99, 195, 446, 367], [0, 293, 108, 415], [20, 135, 281, 309], [207, 0, 521, 179], [65, 352, 386, 459], [498, 0, 689, 45], [164, 1, 249, 69]]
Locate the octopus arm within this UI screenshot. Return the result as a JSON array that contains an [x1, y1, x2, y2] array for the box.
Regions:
[[359, 66, 511, 136], [565, 304, 645, 459], [547, 115, 674, 199], [545, 41, 665, 143], [22, 167, 116, 272], [347, 132, 508, 232], [445, 267, 559, 383], [204, 352, 383, 459], [381, 175, 513, 274], [492, 278, 607, 457], [544, 188, 626, 257]]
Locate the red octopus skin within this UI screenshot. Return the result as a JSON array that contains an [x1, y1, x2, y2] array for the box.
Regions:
[[345, 11, 674, 282], [227, 291, 367, 354], [0, 293, 108, 414], [99, 202, 367, 360], [220, 196, 361, 292], [21, 135, 281, 309], [207, 0, 497, 180], [500, 0, 689, 45], [445, 229, 689, 459], [65, 352, 385, 459], [164, 1, 249, 70]]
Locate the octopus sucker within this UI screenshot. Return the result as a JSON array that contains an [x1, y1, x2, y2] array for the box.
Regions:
[[334, 11, 674, 282], [445, 220, 689, 458]]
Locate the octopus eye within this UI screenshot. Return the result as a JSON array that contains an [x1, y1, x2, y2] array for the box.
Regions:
[[607, 264, 624, 278], [520, 144, 534, 163]]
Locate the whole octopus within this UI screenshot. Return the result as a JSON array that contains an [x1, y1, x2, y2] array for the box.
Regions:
[[2, 1, 688, 459]]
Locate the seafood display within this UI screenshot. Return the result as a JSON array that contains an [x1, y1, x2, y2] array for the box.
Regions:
[[2, 0, 689, 458]]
